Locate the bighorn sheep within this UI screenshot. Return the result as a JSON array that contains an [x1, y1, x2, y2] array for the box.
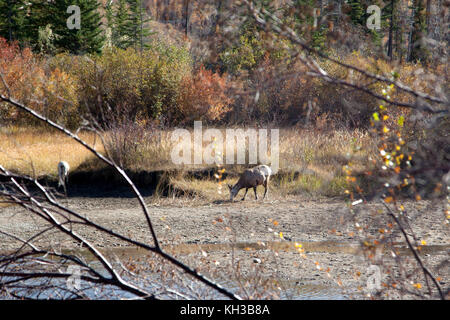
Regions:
[[227, 165, 271, 201], [58, 161, 70, 196]]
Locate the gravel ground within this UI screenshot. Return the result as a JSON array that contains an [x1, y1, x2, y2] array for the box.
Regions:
[[0, 194, 448, 299]]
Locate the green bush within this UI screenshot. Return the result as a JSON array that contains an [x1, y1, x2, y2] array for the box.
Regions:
[[51, 41, 192, 127]]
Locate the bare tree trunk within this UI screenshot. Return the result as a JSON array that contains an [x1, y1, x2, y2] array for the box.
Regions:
[[387, 0, 395, 60], [395, 8, 403, 62], [410, 0, 428, 62], [184, 0, 190, 37], [425, 0, 431, 35], [407, 3, 415, 62]]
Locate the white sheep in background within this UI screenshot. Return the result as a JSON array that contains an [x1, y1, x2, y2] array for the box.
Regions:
[[227, 165, 272, 201], [58, 161, 70, 196]]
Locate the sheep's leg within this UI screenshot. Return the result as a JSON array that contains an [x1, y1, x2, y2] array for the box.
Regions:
[[253, 187, 258, 200], [242, 188, 248, 201], [263, 179, 269, 200]]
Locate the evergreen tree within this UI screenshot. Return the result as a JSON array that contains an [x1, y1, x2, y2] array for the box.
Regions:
[[106, 0, 152, 51], [106, 0, 129, 49], [0, 0, 29, 43], [43, 0, 105, 54], [123, 0, 152, 51], [347, 0, 365, 26], [289, 0, 326, 50]]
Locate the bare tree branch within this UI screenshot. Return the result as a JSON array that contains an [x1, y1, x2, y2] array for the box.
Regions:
[[243, 0, 449, 113], [0, 91, 241, 300], [381, 201, 444, 299]]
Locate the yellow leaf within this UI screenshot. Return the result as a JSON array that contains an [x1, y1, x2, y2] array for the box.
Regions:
[[373, 112, 380, 121], [384, 196, 394, 203]]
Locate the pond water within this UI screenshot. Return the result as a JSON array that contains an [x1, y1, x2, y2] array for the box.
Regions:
[[2, 240, 447, 300]]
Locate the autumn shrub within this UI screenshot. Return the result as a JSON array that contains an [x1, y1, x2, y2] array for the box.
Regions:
[[219, 31, 267, 75], [231, 49, 445, 128], [103, 117, 148, 169], [256, 57, 321, 125], [58, 42, 192, 128], [218, 23, 292, 76], [0, 38, 79, 128], [316, 51, 445, 127], [175, 66, 234, 124], [0, 38, 43, 123]]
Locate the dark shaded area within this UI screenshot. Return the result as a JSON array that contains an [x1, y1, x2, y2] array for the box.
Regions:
[[0, 166, 234, 199]]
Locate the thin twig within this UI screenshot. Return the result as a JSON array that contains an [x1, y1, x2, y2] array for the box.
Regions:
[[381, 201, 444, 299]]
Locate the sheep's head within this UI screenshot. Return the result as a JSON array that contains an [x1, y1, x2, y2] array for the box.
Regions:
[[227, 184, 239, 201]]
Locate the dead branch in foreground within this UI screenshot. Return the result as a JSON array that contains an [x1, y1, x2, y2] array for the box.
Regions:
[[0, 91, 241, 300]]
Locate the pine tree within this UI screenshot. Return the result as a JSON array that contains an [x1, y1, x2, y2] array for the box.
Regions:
[[0, 0, 29, 43], [21, 0, 54, 50], [123, 0, 152, 51], [289, 0, 326, 50], [106, 0, 152, 51], [106, 0, 129, 49], [347, 0, 365, 26], [43, 0, 105, 54]]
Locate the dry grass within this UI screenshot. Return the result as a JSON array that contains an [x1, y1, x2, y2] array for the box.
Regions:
[[0, 126, 103, 177], [0, 126, 376, 198], [156, 127, 375, 200]]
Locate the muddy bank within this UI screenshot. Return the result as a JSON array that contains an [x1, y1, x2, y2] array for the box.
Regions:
[[0, 195, 448, 299]]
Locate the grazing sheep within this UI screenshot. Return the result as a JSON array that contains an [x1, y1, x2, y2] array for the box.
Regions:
[[227, 165, 272, 201], [58, 161, 70, 196]]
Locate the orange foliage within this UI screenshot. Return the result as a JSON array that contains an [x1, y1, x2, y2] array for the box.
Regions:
[[0, 38, 43, 120], [176, 66, 233, 124], [0, 38, 78, 127]]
